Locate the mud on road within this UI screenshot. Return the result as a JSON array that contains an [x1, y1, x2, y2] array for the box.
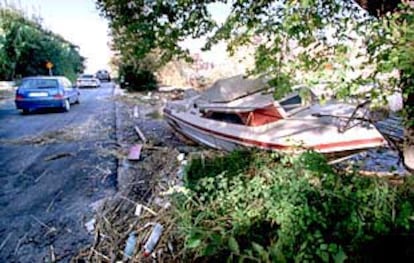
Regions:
[[0, 85, 197, 262], [72, 89, 207, 262], [0, 84, 119, 262]]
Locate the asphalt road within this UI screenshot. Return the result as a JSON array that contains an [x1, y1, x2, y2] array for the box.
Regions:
[[0, 83, 118, 262]]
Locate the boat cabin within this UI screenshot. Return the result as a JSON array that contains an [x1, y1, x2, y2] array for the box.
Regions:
[[199, 91, 313, 127]]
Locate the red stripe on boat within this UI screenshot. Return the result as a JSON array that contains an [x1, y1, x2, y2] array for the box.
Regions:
[[164, 110, 386, 151]]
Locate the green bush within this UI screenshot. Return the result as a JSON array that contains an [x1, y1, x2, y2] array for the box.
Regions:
[[118, 64, 157, 92], [174, 151, 414, 262]]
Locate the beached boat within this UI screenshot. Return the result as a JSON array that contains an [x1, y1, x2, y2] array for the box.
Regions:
[[163, 75, 387, 158]]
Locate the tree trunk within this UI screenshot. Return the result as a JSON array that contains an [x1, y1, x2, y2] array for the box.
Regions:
[[353, 0, 401, 16], [403, 89, 414, 171]]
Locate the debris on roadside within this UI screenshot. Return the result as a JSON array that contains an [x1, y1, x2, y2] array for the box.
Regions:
[[127, 144, 143, 161], [123, 231, 137, 260], [74, 146, 186, 262], [85, 218, 96, 233], [0, 116, 112, 146], [133, 106, 139, 118], [72, 88, 215, 261], [134, 125, 147, 143], [143, 223, 164, 257], [134, 204, 143, 217]]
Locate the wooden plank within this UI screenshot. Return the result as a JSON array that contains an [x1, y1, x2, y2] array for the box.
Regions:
[[134, 125, 147, 143]]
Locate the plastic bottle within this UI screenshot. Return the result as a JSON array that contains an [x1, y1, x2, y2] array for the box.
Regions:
[[123, 231, 137, 261], [143, 223, 164, 257]]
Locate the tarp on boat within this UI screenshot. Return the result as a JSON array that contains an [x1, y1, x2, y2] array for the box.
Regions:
[[198, 75, 268, 103]]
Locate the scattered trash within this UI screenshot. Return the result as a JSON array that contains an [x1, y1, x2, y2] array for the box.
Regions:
[[73, 92, 212, 262], [127, 144, 143, 161], [134, 204, 143, 217], [153, 197, 171, 209], [133, 105, 139, 118], [123, 231, 137, 261], [177, 153, 185, 162], [134, 125, 147, 143], [143, 223, 164, 257], [85, 218, 96, 233]]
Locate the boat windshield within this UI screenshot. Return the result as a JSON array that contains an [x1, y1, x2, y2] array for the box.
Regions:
[[203, 112, 244, 125], [202, 104, 284, 126], [279, 93, 304, 113]]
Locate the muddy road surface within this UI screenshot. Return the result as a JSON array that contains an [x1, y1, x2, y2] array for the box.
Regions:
[[0, 83, 118, 262]]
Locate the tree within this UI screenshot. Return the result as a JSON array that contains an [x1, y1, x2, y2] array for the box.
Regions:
[[0, 5, 85, 81], [357, 0, 413, 172], [96, 0, 414, 170]]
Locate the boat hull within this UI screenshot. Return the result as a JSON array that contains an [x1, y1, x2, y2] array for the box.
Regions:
[[164, 108, 386, 159]]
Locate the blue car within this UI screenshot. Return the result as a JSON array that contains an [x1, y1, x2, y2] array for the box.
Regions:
[[15, 76, 80, 114]]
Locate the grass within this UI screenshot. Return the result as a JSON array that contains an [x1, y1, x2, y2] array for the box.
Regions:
[[172, 150, 414, 262]]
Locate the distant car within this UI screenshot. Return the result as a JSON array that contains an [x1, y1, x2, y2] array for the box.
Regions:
[[95, 70, 111, 82], [76, 74, 101, 88], [15, 76, 80, 114]]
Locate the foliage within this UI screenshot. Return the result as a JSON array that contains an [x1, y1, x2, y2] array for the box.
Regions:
[[95, 0, 413, 131], [174, 151, 414, 262], [0, 5, 85, 81], [118, 64, 157, 92], [96, 0, 216, 66], [362, 4, 414, 127]]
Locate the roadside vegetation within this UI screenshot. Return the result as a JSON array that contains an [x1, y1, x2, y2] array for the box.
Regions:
[[0, 4, 85, 81], [175, 150, 414, 262], [118, 64, 157, 92]]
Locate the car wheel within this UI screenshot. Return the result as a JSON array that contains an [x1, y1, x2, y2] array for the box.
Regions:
[[63, 99, 71, 112], [75, 96, 80, 104], [22, 109, 29, 114]]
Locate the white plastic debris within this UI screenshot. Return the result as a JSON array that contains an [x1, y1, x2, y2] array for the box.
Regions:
[[135, 204, 143, 217], [84, 218, 96, 233], [177, 153, 185, 162], [143, 223, 164, 257], [133, 106, 139, 118]]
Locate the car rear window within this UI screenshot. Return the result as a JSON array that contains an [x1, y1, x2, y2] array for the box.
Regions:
[[80, 75, 94, 78], [20, 79, 59, 89]]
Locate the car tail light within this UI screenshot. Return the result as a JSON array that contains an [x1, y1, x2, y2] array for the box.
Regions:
[[15, 94, 24, 100], [54, 93, 64, 99]]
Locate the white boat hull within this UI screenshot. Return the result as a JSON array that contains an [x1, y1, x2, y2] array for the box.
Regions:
[[164, 104, 387, 157]]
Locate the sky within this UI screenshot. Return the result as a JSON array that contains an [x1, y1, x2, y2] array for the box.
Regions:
[[19, 0, 111, 74], [17, 0, 231, 74]]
